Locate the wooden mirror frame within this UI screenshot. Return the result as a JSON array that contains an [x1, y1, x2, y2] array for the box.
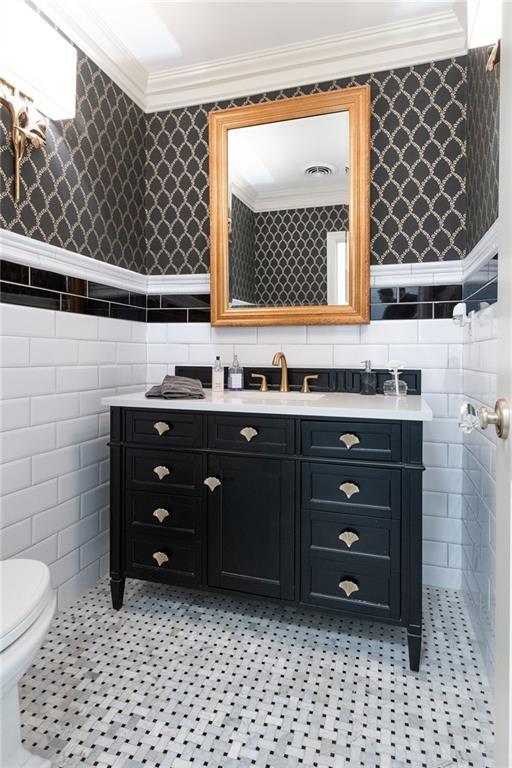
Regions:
[[209, 86, 370, 326]]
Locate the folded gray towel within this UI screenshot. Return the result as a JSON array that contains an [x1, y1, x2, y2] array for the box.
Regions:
[[145, 375, 205, 399]]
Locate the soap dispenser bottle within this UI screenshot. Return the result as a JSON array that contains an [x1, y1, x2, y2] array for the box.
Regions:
[[228, 354, 244, 391], [212, 355, 224, 393], [360, 360, 377, 396]]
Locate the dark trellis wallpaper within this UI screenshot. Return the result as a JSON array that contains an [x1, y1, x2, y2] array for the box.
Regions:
[[1, 51, 467, 276], [229, 195, 255, 304], [254, 205, 349, 306], [0, 51, 146, 271], [466, 46, 500, 252], [145, 57, 467, 274]]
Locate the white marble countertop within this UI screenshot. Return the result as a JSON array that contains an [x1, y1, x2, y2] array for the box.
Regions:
[[102, 390, 433, 422]]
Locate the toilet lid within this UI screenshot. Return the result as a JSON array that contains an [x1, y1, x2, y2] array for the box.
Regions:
[[0, 559, 53, 651]]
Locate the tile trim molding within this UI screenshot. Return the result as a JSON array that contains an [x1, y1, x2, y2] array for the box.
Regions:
[[34, 4, 465, 112], [1, 223, 498, 298]]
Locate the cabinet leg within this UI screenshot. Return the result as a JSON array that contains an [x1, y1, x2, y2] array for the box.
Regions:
[[110, 577, 125, 609], [407, 631, 421, 672]]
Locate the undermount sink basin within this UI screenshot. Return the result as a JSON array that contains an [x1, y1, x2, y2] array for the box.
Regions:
[[232, 390, 326, 402]]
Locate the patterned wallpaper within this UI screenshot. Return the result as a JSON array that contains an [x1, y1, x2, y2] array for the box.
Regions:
[[145, 57, 467, 275], [0, 51, 146, 272], [254, 205, 349, 306], [229, 195, 255, 304], [466, 47, 500, 252]]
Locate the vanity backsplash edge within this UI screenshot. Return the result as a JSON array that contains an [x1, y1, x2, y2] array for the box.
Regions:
[[175, 366, 422, 395]]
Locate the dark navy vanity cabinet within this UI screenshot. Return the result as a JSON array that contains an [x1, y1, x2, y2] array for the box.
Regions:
[[109, 407, 424, 670]]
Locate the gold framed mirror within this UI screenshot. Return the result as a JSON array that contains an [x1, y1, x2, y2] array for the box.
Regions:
[[209, 86, 370, 327]]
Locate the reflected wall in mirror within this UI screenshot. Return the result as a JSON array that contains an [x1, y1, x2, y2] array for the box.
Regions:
[[209, 87, 370, 326]]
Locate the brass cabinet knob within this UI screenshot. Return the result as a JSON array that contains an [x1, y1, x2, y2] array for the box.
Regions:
[[152, 551, 169, 567], [300, 374, 319, 394], [251, 373, 268, 392], [153, 507, 170, 523], [339, 482, 360, 499], [204, 476, 221, 492], [153, 421, 171, 436], [338, 579, 359, 597], [153, 465, 170, 480], [240, 426, 258, 442], [338, 530, 360, 548], [339, 433, 360, 449]]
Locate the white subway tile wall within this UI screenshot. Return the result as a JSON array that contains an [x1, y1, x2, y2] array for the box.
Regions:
[[145, 318, 465, 590], [461, 303, 498, 680], [0, 304, 147, 610], [0, 307, 467, 610]]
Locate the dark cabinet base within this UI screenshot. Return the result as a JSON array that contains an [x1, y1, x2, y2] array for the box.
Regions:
[[108, 407, 425, 673]]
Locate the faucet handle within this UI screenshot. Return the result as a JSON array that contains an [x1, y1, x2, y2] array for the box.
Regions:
[[251, 373, 268, 392], [301, 374, 319, 394]]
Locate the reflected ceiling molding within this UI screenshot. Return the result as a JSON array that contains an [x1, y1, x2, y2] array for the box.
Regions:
[[32, 5, 466, 113]]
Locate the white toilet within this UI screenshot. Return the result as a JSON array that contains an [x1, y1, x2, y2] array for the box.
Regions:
[[1, 559, 56, 768]]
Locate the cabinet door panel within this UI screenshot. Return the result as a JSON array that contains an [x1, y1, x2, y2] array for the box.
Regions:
[[207, 454, 294, 599]]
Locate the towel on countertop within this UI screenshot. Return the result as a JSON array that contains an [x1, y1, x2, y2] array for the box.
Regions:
[[145, 375, 205, 399]]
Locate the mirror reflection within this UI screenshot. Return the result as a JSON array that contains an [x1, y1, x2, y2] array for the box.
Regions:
[[227, 111, 349, 308]]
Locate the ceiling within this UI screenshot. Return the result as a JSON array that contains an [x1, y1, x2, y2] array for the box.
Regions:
[[36, 1, 467, 111], [229, 112, 350, 211]]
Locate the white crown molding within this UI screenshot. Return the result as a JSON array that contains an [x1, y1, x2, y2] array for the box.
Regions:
[[34, 0, 148, 111], [145, 12, 466, 112], [253, 187, 349, 213], [1, 225, 498, 301], [33, 4, 466, 114]]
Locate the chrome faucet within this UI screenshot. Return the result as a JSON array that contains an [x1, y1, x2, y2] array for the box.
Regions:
[[272, 352, 289, 393]]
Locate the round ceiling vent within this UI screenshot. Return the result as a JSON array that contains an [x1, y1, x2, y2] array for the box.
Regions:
[[303, 163, 336, 177]]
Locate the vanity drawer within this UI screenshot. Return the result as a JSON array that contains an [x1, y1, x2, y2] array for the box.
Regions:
[[301, 420, 401, 462], [208, 414, 294, 454], [129, 491, 200, 537], [302, 551, 400, 618], [126, 449, 203, 494], [127, 535, 201, 585], [301, 462, 400, 518], [125, 409, 203, 447], [305, 510, 399, 560]]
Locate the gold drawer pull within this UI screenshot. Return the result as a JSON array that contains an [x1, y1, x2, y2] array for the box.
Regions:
[[339, 482, 360, 499], [338, 530, 360, 548], [240, 426, 258, 442], [153, 421, 171, 436], [152, 551, 169, 567], [204, 476, 221, 492], [339, 433, 360, 449], [153, 507, 170, 523], [153, 465, 170, 480], [338, 579, 359, 597]]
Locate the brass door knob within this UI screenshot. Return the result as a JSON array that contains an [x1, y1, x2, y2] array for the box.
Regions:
[[153, 421, 171, 436], [338, 579, 359, 597], [338, 530, 360, 548], [300, 374, 319, 394], [339, 433, 360, 449], [240, 426, 258, 442], [339, 482, 360, 499], [153, 465, 170, 480], [153, 507, 170, 523], [204, 476, 221, 492], [152, 551, 169, 567]]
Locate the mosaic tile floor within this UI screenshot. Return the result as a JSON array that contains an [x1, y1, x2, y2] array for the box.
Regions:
[[20, 579, 494, 768]]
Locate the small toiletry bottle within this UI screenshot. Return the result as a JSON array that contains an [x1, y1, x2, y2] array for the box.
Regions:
[[228, 354, 244, 391], [212, 356, 224, 393], [383, 360, 408, 397], [360, 360, 377, 395]]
